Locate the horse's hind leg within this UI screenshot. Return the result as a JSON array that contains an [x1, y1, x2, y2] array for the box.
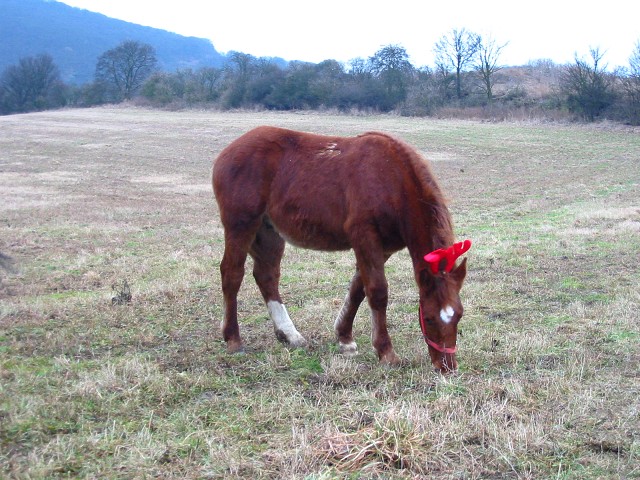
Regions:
[[334, 270, 366, 356], [220, 229, 255, 353], [250, 219, 306, 348]]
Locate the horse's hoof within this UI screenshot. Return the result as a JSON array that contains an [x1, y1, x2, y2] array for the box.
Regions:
[[338, 341, 358, 357], [288, 336, 308, 349], [226, 340, 245, 354], [275, 329, 307, 348], [380, 351, 402, 367]]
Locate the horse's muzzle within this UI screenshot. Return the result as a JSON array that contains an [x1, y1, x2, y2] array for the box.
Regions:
[[433, 353, 458, 374]]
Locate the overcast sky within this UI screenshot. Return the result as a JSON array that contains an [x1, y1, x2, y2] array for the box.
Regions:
[[57, 0, 639, 69]]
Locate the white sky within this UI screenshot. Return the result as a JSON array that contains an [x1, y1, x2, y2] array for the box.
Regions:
[[57, 0, 639, 69]]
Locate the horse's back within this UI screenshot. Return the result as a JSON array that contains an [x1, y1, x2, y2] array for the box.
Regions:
[[213, 127, 415, 251]]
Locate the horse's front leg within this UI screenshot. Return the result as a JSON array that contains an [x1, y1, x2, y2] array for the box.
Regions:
[[367, 279, 401, 366], [334, 270, 366, 356], [353, 247, 401, 366]]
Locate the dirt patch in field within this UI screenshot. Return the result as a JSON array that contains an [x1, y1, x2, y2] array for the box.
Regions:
[[0, 171, 85, 210], [420, 150, 464, 162], [129, 174, 211, 195]]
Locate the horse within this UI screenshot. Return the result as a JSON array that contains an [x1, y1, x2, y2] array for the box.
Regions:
[[212, 126, 471, 372]]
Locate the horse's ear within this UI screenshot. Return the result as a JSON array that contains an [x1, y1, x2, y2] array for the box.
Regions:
[[450, 257, 467, 287]]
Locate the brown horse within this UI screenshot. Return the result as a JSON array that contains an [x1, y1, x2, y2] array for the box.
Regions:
[[212, 126, 471, 372]]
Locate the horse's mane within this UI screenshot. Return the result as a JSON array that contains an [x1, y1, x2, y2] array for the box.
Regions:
[[361, 132, 455, 250]]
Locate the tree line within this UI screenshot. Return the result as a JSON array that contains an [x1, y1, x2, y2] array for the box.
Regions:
[[2, 30, 640, 124]]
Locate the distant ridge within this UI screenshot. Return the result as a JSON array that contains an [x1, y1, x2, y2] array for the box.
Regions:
[[1, 0, 225, 84]]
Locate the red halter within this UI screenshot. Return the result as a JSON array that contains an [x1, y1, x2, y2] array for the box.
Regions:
[[419, 305, 457, 354]]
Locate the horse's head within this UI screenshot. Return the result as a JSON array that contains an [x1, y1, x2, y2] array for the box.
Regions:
[[419, 240, 471, 373]]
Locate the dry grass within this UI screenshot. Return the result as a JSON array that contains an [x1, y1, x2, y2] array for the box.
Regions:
[[1, 107, 639, 478]]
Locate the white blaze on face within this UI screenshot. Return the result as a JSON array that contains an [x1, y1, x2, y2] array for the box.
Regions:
[[440, 305, 455, 324]]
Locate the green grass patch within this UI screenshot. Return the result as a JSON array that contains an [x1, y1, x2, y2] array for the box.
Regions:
[[1, 109, 639, 478]]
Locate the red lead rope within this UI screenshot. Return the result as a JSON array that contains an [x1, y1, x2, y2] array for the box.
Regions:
[[419, 305, 457, 354]]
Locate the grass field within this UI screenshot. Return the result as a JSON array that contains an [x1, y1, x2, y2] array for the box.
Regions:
[[1, 107, 639, 479]]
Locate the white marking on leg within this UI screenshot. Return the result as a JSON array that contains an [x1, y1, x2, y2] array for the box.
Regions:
[[267, 301, 306, 347], [339, 341, 358, 356], [335, 294, 358, 356], [440, 305, 454, 324]]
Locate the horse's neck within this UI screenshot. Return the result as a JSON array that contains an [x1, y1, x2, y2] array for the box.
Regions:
[[405, 201, 454, 270]]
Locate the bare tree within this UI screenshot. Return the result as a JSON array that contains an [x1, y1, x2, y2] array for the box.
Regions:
[[222, 51, 256, 108], [368, 44, 414, 109], [95, 41, 157, 101], [369, 45, 413, 76], [620, 40, 640, 124], [197, 67, 224, 102], [561, 47, 615, 121], [630, 41, 640, 77], [1, 54, 64, 113], [347, 58, 370, 77], [476, 36, 508, 102], [434, 28, 482, 100]]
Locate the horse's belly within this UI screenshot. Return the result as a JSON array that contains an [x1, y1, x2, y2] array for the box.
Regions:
[[268, 213, 351, 251]]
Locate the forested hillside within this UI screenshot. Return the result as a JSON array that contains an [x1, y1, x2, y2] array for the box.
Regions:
[[1, 1, 639, 124], [0, 0, 224, 84]]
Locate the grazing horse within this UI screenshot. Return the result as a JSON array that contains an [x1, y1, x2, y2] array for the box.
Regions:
[[212, 126, 471, 372]]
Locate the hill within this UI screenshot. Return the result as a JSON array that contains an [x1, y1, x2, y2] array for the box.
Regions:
[[0, 0, 226, 84]]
